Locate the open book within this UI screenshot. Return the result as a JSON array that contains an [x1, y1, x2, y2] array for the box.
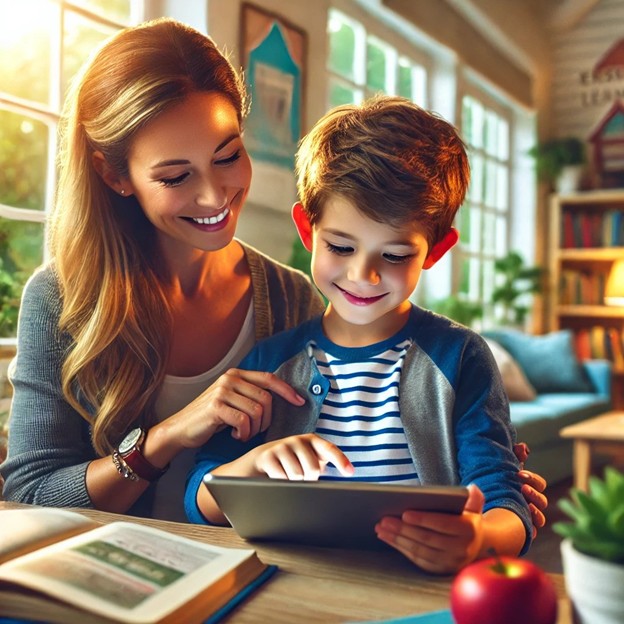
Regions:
[[0, 507, 274, 624]]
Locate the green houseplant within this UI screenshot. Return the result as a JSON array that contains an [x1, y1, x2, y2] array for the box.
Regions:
[[528, 137, 585, 192], [492, 251, 544, 327], [553, 467, 624, 623], [428, 295, 483, 328]]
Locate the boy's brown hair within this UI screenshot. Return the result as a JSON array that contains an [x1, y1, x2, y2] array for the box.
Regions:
[[295, 95, 470, 248]]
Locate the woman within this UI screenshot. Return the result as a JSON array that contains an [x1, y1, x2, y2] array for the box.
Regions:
[[0, 18, 546, 526]]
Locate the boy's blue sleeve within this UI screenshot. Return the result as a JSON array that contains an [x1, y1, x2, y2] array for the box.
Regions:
[[184, 429, 264, 524], [452, 340, 533, 555]]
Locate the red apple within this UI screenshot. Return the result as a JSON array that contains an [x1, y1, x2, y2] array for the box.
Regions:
[[450, 556, 558, 624]]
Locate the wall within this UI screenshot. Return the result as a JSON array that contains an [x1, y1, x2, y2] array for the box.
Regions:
[[551, 0, 624, 154]]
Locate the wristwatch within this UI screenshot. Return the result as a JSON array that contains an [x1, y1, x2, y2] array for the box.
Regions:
[[117, 427, 168, 482]]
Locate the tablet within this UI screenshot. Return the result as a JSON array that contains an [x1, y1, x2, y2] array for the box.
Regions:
[[202, 475, 469, 549]]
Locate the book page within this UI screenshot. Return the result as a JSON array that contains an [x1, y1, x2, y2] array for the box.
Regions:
[[0, 508, 98, 563], [0, 521, 261, 624]]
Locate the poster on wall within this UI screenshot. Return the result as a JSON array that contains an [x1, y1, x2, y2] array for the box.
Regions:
[[240, 3, 306, 169]]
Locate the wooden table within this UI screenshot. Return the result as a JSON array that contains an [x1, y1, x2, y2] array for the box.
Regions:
[[560, 410, 624, 491], [0, 501, 572, 623]]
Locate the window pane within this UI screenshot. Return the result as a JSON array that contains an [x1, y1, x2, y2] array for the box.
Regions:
[[71, 0, 132, 23], [0, 220, 44, 337], [0, 0, 56, 104], [482, 258, 495, 302], [469, 154, 484, 203], [329, 80, 359, 107], [463, 96, 483, 149], [0, 111, 48, 211], [498, 117, 509, 160], [397, 61, 412, 99], [495, 216, 507, 256], [468, 257, 481, 299], [484, 160, 498, 207], [484, 110, 498, 156], [457, 202, 472, 247], [458, 257, 470, 295], [62, 11, 116, 99], [411, 65, 427, 105], [366, 36, 387, 92], [496, 164, 508, 211], [483, 211, 496, 251], [328, 11, 356, 80]]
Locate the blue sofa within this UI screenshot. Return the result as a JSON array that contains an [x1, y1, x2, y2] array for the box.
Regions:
[[508, 360, 611, 484], [483, 329, 612, 484]]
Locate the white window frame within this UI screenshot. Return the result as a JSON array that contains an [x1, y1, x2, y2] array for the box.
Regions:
[[326, 7, 431, 109], [0, 1, 143, 253], [456, 75, 516, 327]]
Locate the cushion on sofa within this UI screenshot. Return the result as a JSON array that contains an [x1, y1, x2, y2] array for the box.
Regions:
[[482, 329, 594, 393], [483, 338, 536, 401]]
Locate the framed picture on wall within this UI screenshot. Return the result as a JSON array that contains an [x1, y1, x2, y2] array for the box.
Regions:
[[239, 2, 307, 169]]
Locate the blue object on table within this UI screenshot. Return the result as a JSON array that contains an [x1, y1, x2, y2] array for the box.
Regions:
[[349, 609, 454, 623]]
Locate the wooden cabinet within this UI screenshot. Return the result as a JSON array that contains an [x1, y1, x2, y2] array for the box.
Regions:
[[548, 190, 624, 409]]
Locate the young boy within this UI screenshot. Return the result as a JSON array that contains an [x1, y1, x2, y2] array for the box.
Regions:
[[185, 95, 532, 573]]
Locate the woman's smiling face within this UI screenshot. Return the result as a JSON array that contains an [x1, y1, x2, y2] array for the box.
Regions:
[[124, 90, 252, 255]]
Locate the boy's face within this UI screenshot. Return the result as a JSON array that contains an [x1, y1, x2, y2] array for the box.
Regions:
[[301, 196, 431, 342]]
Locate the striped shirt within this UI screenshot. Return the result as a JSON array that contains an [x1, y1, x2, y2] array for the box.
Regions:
[[310, 337, 420, 484]]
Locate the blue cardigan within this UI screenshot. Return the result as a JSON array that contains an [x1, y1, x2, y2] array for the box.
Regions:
[[185, 306, 532, 553]]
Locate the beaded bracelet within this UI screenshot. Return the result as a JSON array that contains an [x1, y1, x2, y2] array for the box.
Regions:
[[112, 451, 139, 481]]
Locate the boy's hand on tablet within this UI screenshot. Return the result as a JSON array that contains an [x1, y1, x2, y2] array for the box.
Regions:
[[245, 433, 354, 481], [375, 484, 485, 574]]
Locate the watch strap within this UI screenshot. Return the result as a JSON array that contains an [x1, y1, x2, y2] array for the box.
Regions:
[[119, 429, 169, 482]]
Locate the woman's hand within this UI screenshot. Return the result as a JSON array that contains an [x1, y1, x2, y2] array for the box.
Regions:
[[513, 442, 548, 538], [147, 369, 307, 465]]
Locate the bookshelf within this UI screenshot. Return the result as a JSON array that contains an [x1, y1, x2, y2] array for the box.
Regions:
[[549, 189, 624, 409]]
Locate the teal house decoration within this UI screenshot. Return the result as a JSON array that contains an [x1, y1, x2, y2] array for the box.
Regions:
[[241, 4, 306, 169], [589, 100, 624, 188]]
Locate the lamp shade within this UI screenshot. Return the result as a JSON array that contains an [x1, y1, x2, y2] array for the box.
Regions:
[[605, 259, 624, 306]]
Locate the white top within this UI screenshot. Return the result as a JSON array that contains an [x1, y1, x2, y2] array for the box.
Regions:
[[151, 300, 256, 521]]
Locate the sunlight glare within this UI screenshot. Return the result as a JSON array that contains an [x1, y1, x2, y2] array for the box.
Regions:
[[0, 0, 57, 48]]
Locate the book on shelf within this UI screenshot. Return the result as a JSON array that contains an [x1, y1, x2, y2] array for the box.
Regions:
[[560, 208, 624, 248], [573, 325, 624, 368], [0, 507, 274, 624], [608, 327, 624, 371]]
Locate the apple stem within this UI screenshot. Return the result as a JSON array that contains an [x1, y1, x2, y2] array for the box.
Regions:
[[487, 548, 507, 574]]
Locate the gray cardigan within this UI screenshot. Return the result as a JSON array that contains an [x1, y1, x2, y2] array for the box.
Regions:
[[0, 241, 324, 515]]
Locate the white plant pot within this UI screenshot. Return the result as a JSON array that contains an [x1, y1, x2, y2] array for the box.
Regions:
[[560, 538, 624, 624], [556, 165, 584, 194]]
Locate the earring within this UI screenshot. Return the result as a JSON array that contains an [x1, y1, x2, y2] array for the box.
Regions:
[[120, 189, 126, 196]]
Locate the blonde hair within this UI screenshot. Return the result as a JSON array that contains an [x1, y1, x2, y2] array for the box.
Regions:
[[295, 95, 469, 248], [49, 18, 248, 455]]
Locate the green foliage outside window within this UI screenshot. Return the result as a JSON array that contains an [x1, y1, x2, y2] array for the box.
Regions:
[[0, 0, 131, 338]]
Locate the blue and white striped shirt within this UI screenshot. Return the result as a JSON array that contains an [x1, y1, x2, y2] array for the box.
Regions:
[[310, 337, 420, 484]]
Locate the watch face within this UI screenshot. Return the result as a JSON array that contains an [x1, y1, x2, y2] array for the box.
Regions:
[[118, 427, 143, 454]]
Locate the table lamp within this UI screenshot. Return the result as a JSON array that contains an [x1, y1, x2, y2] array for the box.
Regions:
[[605, 259, 624, 306]]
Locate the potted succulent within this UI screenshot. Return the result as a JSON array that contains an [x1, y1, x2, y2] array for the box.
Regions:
[[528, 136, 586, 193], [553, 466, 624, 624]]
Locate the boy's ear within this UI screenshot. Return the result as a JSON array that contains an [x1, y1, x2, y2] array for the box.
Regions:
[[423, 227, 459, 269], [92, 151, 132, 196], [292, 202, 313, 251]]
